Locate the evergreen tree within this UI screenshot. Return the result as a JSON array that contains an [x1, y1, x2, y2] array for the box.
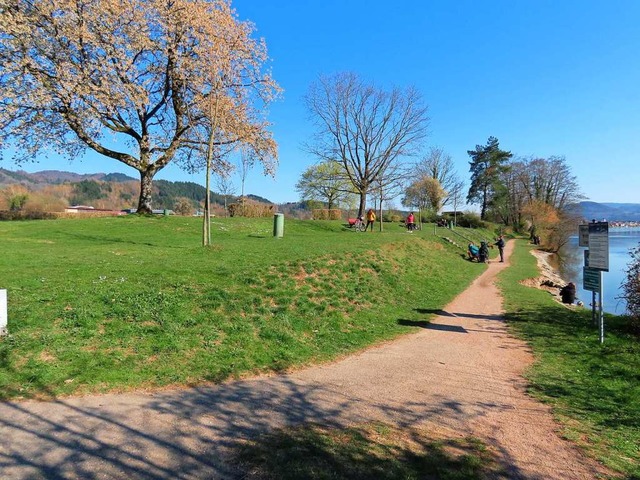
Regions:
[[466, 136, 512, 220]]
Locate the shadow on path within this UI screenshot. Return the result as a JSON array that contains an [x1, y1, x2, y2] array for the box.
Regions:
[[0, 375, 526, 479]]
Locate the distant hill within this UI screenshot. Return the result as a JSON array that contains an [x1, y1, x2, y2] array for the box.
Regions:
[[578, 201, 640, 221], [0, 168, 275, 211], [0, 168, 137, 185]]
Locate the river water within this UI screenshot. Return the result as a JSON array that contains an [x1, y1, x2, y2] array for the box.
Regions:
[[557, 227, 640, 315]]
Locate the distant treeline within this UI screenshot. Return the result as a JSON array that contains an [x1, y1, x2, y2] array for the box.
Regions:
[[0, 169, 284, 214]]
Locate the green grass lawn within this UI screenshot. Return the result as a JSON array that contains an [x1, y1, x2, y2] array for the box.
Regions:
[[499, 240, 640, 479], [0, 216, 491, 399]]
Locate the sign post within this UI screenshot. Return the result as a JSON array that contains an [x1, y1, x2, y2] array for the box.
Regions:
[[578, 224, 589, 247], [587, 221, 609, 343]]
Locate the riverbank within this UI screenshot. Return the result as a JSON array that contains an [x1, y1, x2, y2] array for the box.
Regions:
[[521, 248, 571, 304], [499, 240, 640, 477]]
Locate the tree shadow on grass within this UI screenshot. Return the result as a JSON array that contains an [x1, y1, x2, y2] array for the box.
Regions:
[[233, 422, 507, 480]]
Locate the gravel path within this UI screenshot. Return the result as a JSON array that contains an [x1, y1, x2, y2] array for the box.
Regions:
[[0, 240, 610, 479]]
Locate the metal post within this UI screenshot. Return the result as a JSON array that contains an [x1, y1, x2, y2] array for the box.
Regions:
[[592, 291, 597, 326], [598, 271, 604, 344], [0, 289, 7, 336]]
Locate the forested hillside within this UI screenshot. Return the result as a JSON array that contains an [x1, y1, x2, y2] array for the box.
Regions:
[[0, 168, 269, 212]]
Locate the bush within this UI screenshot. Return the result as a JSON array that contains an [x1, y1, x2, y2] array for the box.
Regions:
[[456, 212, 487, 229], [620, 244, 640, 334], [312, 209, 342, 220], [228, 201, 274, 218], [0, 210, 57, 221], [382, 212, 402, 223], [173, 197, 195, 216], [420, 210, 439, 223]]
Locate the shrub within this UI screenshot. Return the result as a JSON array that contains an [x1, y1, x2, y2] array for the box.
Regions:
[[173, 197, 195, 216], [420, 210, 439, 223], [228, 200, 274, 218], [0, 210, 57, 221], [312, 209, 341, 220], [620, 244, 640, 334], [456, 212, 487, 229], [382, 212, 402, 223]]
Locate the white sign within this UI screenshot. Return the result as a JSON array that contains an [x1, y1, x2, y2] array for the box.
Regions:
[[588, 222, 609, 271], [0, 289, 7, 335], [578, 224, 589, 247]]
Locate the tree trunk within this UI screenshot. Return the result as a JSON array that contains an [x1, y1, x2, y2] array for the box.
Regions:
[[358, 191, 367, 218], [137, 169, 155, 214], [378, 192, 383, 232], [203, 159, 211, 246]]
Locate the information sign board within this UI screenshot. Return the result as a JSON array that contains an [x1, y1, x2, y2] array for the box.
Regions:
[[578, 224, 589, 247], [588, 222, 609, 271], [583, 267, 601, 292]]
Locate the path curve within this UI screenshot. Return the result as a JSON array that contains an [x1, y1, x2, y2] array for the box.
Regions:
[[0, 240, 609, 479]]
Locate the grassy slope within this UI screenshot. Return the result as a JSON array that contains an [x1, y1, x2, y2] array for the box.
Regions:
[[499, 240, 640, 479], [0, 216, 491, 399]]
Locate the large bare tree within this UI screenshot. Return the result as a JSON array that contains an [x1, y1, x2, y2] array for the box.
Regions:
[[305, 72, 429, 217], [0, 0, 278, 214]]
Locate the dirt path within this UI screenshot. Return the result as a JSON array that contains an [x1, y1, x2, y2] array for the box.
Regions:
[[0, 240, 609, 479]]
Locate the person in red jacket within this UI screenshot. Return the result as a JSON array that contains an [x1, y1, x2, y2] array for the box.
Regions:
[[406, 212, 415, 232]]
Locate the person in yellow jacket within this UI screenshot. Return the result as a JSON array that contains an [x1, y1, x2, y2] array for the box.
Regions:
[[365, 208, 376, 232]]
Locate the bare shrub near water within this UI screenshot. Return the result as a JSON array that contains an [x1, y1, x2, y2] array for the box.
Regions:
[[620, 244, 640, 334]]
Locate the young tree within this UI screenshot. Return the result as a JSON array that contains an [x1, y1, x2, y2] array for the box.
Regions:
[[370, 162, 407, 231], [305, 72, 429, 217], [402, 176, 445, 227], [0, 0, 277, 214], [448, 179, 465, 226], [238, 149, 255, 216], [296, 160, 353, 210], [414, 147, 459, 207], [215, 173, 236, 218], [467, 137, 513, 220]]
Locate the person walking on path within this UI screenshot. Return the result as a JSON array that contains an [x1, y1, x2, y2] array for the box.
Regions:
[[494, 235, 505, 262], [406, 212, 415, 232], [365, 208, 376, 232]]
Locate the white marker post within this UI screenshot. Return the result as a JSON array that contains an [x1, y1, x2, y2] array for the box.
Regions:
[[0, 289, 7, 336]]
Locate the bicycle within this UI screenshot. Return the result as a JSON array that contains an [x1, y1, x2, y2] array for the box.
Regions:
[[353, 217, 367, 232]]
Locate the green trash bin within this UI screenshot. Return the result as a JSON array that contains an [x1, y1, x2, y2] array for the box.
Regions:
[[273, 213, 284, 238]]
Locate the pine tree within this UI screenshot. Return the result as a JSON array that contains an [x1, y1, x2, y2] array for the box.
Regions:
[[467, 136, 512, 220]]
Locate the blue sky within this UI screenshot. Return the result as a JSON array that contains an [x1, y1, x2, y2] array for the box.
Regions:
[[6, 0, 640, 205]]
